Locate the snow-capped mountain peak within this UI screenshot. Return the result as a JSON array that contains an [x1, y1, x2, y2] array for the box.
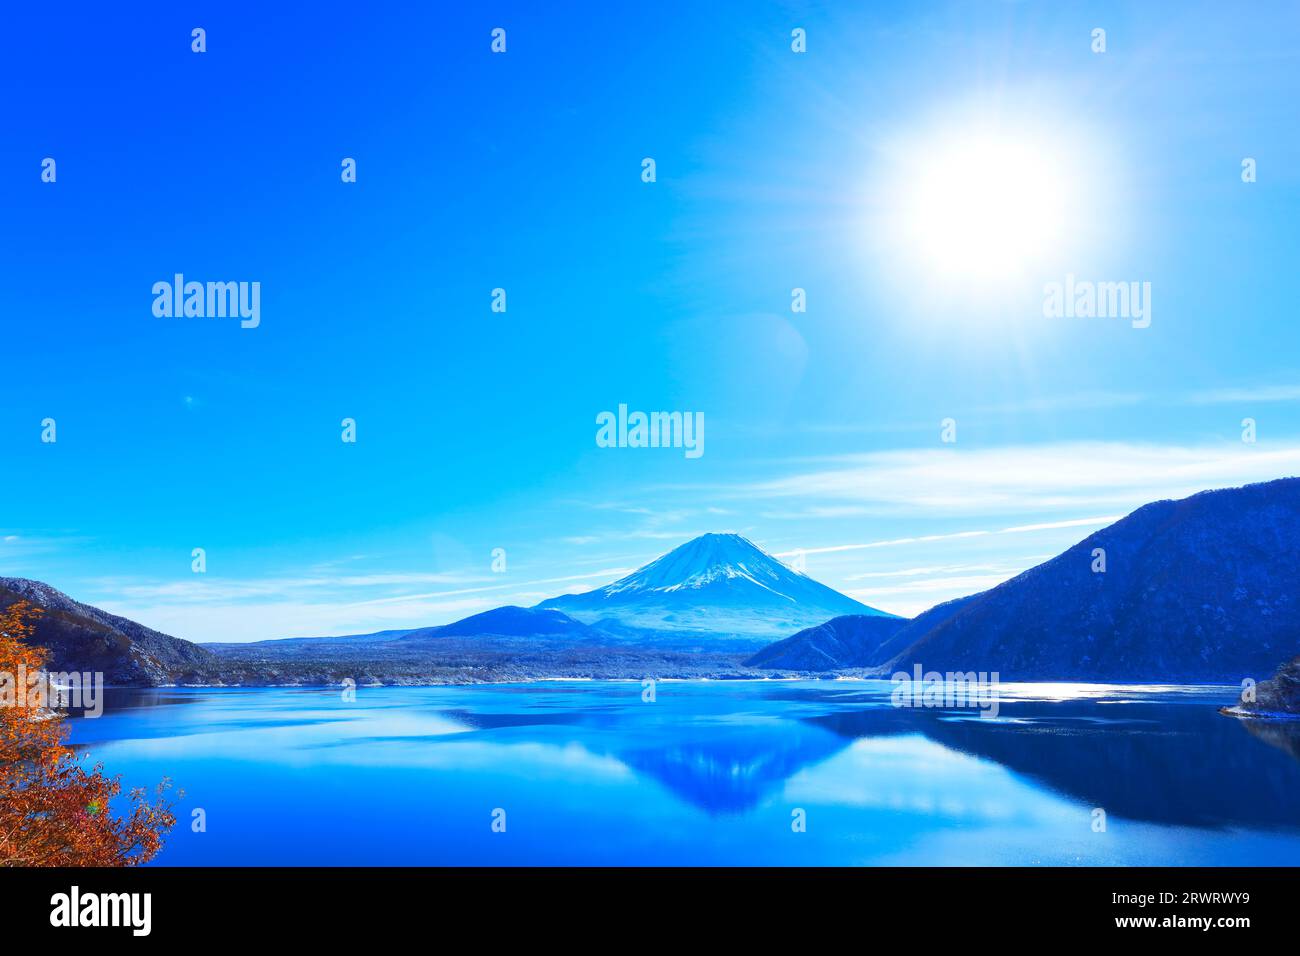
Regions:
[[537, 532, 895, 641], [601, 533, 806, 597]]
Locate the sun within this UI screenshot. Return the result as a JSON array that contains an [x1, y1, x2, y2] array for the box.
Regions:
[[897, 132, 1072, 281]]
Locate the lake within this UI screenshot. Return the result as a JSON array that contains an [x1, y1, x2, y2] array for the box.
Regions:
[[67, 680, 1300, 866]]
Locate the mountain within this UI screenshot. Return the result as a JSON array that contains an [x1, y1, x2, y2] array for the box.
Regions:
[[747, 593, 981, 671], [0, 577, 221, 685], [745, 614, 911, 670], [207, 607, 604, 654], [537, 532, 892, 642], [402, 606, 602, 642], [876, 478, 1300, 682], [204, 602, 757, 684], [203, 628, 418, 650]]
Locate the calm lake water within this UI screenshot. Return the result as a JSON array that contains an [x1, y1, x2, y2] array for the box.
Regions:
[[67, 680, 1300, 866]]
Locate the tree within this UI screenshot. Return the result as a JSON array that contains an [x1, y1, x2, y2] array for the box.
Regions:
[[0, 601, 177, 866]]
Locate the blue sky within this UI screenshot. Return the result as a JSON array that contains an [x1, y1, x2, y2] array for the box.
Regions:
[[1, 1, 1298, 641]]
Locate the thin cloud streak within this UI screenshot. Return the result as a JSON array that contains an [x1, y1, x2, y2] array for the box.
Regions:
[[776, 514, 1120, 559], [1185, 384, 1300, 404], [714, 441, 1300, 516]]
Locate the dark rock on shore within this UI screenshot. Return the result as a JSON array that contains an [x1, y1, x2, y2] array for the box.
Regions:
[[1221, 655, 1300, 720]]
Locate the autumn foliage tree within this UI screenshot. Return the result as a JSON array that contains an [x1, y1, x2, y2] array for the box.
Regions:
[[0, 601, 177, 866]]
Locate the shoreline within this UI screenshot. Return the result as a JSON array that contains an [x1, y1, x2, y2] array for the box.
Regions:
[[110, 676, 1247, 691]]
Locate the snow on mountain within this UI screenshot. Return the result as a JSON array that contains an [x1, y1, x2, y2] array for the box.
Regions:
[[537, 532, 894, 641]]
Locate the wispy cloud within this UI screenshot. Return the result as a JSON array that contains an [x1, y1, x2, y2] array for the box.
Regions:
[[972, 390, 1147, 415], [90, 566, 634, 644], [997, 516, 1124, 534], [95, 571, 492, 604], [846, 572, 1015, 600], [842, 559, 1052, 582], [1185, 384, 1300, 405], [775, 515, 1121, 559], [45, 439, 1300, 642], [0, 532, 89, 564], [718, 441, 1300, 517], [96, 597, 502, 645], [764, 383, 1300, 433], [340, 569, 633, 609]]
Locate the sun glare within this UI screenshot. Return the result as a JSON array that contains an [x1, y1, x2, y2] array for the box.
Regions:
[[898, 132, 1072, 282]]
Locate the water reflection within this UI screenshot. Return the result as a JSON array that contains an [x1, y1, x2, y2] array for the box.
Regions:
[[617, 720, 846, 815], [67, 681, 1300, 867], [1236, 717, 1300, 762], [806, 698, 1300, 831], [592, 686, 1300, 830]]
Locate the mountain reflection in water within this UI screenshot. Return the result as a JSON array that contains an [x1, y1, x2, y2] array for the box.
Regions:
[[69, 681, 1300, 865]]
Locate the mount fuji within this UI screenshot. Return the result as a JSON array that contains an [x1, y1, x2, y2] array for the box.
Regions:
[[536, 532, 894, 642]]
